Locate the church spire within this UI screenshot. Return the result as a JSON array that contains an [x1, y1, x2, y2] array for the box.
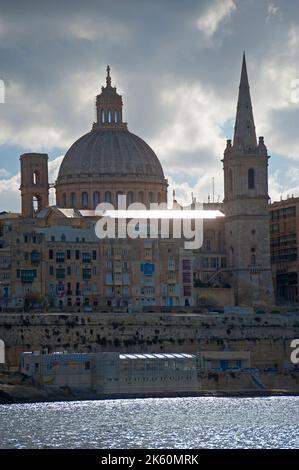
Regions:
[[233, 52, 257, 150]]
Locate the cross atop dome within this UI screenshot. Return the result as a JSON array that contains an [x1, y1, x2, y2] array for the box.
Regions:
[[106, 65, 111, 87]]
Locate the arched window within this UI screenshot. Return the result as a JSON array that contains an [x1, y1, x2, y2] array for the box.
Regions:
[[248, 168, 255, 189], [115, 111, 118, 123], [128, 191, 134, 206], [138, 191, 144, 203], [62, 193, 67, 207], [101, 110, 105, 123], [82, 192, 89, 208], [93, 191, 100, 208], [108, 110, 112, 123], [32, 195, 41, 213], [116, 191, 123, 208], [228, 169, 233, 192], [157, 192, 161, 204], [71, 192, 77, 208], [149, 192, 154, 203], [33, 171, 40, 185], [105, 191, 112, 203]]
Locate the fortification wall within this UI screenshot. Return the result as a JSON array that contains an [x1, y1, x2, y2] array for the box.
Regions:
[[0, 312, 298, 369]]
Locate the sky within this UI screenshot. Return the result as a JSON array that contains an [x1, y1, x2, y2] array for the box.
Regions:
[[1, 0, 299, 212]]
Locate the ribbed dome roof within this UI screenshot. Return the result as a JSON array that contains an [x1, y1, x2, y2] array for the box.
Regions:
[[57, 129, 165, 182]]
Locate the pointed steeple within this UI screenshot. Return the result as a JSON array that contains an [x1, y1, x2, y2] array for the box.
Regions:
[[233, 52, 257, 150]]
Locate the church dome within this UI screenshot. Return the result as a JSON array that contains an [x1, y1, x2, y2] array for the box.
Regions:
[[57, 128, 164, 183], [55, 66, 167, 210]]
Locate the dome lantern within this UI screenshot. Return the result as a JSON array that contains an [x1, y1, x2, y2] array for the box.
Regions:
[[92, 65, 128, 131]]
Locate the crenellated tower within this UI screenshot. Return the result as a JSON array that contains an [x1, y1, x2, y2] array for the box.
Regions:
[[223, 53, 274, 306]]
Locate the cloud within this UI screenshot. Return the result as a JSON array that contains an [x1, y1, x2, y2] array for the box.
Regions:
[[197, 0, 236, 37], [150, 81, 233, 178], [0, 168, 10, 179], [266, 3, 282, 23]]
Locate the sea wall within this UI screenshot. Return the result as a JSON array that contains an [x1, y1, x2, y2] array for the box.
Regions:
[[0, 312, 299, 370]]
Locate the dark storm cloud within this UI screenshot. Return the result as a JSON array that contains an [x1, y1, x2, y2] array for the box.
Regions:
[[1, 0, 299, 209]]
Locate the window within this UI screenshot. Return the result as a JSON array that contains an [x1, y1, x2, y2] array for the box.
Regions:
[[49, 249, 53, 260], [56, 252, 65, 263], [93, 192, 100, 208], [82, 252, 91, 263], [105, 191, 112, 203], [82, 192, 89, 208], [183, 272, 191, 283], [71, 193, 77, 208], [67, 250, 71, 260], [82, 268, 91, 280], [75, 250, 80, 260], [62, 193, 67, 207], [33, 170, 40, 185], [56, 268, 65, 280], [248, 168, 255, 189], [128, 191, 134, 205], [138, 191, 144, 203], [182, 259, 191, 270]]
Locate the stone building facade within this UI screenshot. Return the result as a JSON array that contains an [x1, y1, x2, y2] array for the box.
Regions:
[[269, 196, 299, 304], [0, 55, 276, 310]]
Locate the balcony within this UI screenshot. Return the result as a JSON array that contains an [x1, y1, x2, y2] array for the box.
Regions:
[[20, 270, 37, 283]]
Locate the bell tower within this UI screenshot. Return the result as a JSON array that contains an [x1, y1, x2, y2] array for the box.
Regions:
[[20, 153, 49, 217], [223, 53, 274, 306]]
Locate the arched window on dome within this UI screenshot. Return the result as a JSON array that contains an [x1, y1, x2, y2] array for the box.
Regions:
[[138, 191, 144, 203], [82, 192, 89, 209], [114, 111, 118, 123], [128, 191, 134, 206], [101, 110, 105, 123], [149, 192, 154, 203], [116, 191, 123, 208], [108, 110, 112, 123], [248, 168, 255, 189], [93, 192, 100, 208], [105, 191, 112, 203], [62, 193, 67, 208], [71, 192, 77, 208], [157, 192, 161, 204]]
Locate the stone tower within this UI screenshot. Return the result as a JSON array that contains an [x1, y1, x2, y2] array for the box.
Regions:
[[20, 153, 49, 217], [223, 53, 274, 306]]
